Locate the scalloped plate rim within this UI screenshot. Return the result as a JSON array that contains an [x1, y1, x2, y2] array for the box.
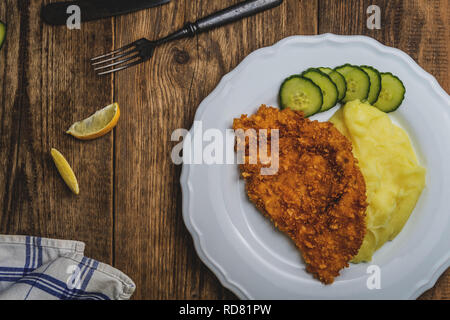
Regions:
[[180, 33, 450, 300]]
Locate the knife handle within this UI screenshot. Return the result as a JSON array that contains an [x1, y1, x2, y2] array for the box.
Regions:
[[157, 0, 283, 44], [41, 0, 170, 25]]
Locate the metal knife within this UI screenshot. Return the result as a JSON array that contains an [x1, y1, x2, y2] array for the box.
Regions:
[[41, 0, 171, 26]]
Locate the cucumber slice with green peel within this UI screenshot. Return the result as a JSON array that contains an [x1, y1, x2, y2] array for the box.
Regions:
[[318, 67, 347, 102], [0, 21, 6, 50], [301, 68, 338, 111], [360, 65, 381, 104], [279, 75, 323, 117], [335, 64, 371, 103], [318, 67, 333, 74], [373, 72, 405, 112]]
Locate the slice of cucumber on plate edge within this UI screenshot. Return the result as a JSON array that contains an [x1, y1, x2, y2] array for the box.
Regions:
[[360, 65, 382, 104], [334, 64, 371, 103], [374, 72, 406, 113], [279, 75, 323, 117], [301, 68, 339, 112], [318, 67, 347, 102]]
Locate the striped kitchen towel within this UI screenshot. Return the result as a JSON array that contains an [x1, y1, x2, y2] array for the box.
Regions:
[[0, 235, 135, 300]]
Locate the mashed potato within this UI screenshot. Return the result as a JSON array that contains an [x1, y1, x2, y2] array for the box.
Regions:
[[330, 100, 426, 262]]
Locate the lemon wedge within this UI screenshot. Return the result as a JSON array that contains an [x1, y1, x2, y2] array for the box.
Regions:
[[67, 103, 120, 140], [51, 148, 79, 195]]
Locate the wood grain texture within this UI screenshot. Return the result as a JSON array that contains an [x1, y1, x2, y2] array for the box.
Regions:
[[0, 0, 114, 263], [113, 0, 317, 300], [0, 0, 448, 300], [319, 0, 449, 300], [319, 0, 449, 93]]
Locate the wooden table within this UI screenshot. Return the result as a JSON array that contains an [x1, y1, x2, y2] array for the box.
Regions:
[[0, 0, 448, 300]]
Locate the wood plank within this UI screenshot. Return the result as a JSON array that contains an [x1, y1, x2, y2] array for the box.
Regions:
[[0, 0, 114, 263], [318, 0, 449, 299], [113, 0, 318, 299], [318, 0, 448, 94], [1, 0, 446, 301]]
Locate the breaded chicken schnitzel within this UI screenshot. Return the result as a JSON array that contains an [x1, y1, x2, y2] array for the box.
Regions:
[[233, 105, 367, 284]]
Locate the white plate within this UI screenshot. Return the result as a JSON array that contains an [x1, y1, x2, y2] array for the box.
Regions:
[[180, 34, 450, 299]]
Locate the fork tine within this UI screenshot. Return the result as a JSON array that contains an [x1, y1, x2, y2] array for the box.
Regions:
[[91, 48, 139, 66], [90, 42, 136, 62], [96, 59, 143, 76], [94, 54, 140, 71]]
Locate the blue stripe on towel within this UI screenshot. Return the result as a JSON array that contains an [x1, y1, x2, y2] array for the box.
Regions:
[[0, 267, 34, 273], [0, 273, 110, 300], [80, 260, 98, 292], [60, 256, 87, 299]]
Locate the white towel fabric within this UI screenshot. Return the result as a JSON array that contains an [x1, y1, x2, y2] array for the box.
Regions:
[[0, 235, 135, 300]]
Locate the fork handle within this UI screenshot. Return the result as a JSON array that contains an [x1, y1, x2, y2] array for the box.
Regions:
[[196, 0, 283, 32], [157, 0, 283, 44]]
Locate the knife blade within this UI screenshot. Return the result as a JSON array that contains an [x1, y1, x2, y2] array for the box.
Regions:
[[41, 0, 171, 25]]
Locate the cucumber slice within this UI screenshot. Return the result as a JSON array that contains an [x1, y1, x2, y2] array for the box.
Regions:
[[318, 67, 333, 73], [335, 64, 371, 103], [301, 68, 338, 111], [0, 21, 5, 50], [360, 65, 381, 104], [318, 67, 347, 102], [279, 75, 323, 116], [373, 72, 405, 112]]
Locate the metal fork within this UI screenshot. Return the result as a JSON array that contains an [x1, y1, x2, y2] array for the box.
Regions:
[[91, 0, 283, 75]]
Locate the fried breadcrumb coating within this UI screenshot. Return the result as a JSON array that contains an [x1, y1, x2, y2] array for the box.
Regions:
[[233, 105, 367, 284]]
